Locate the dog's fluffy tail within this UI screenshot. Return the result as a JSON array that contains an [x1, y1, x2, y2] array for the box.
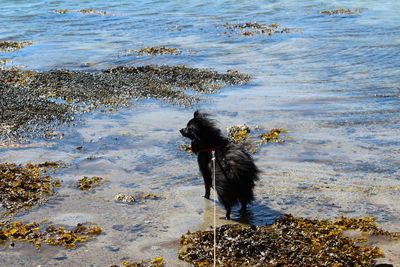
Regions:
[[215, 143, 259, 208]]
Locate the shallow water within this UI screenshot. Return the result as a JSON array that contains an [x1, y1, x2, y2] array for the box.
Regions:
[[1, 0, 400, 266]]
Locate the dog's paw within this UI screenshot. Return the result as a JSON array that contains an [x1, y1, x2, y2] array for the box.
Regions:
[[203, 194, 210, 199]]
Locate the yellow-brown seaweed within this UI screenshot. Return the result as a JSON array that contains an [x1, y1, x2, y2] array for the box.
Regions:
[[0, 162, 62, 217], [78, 176, 106, 191], [179, 214, 397, 266], [259, 128, 287, 144], [110, 256, 164, 267], [0, 221, 102, 249]]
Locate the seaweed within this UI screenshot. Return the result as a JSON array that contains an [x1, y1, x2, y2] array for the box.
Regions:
[[228, 125, 288, 153], [54, 9, 109, 15], [224, 22, 292, 37], [321, 8, 364, 15], [0, 220, 102, 249], [181, 125, 289, 155], [179, 214, 398, 266], [0, 41, 32, 52], [227, 124, 250, 144], [110, 256, 164, 267], [0, 66, 250, 142], [259, 128, 287, 144], [78, 176, 106, 191], [0, 162, 62, 217], [178, 143, 193, 154], [132, 46, 181, 56]]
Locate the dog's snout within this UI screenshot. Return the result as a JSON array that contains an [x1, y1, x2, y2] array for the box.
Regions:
[[180, 128, 184, 134]]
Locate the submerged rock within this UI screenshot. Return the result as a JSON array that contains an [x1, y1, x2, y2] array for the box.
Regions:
[[179, 214, 398, 266]]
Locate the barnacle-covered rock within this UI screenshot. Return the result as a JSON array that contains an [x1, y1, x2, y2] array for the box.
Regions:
[[224, 22, 292, 37], [0, 40, 32, 52], [132, 46, 181, 56], [54, 9, 109, 15], [114, 192, 161, 204], [179, 214, 398, 266], [0, 66, 250, 142], [114, 193, 136, 203]]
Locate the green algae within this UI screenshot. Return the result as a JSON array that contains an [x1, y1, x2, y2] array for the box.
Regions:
[[179, 214, 398, 266]]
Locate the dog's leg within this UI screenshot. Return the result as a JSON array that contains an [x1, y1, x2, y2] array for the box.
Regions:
[[225, 206, 231, 220], [203, 178, 211, 199], [198, 153, 212, 199], [240, 201, 247, 214]]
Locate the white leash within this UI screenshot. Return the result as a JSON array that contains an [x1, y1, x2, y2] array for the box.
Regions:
[[211, 150, 217, 267]]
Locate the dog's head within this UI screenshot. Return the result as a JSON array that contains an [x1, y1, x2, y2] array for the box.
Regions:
[[180, 111, 207, 140], [180, 111, 227, 147]]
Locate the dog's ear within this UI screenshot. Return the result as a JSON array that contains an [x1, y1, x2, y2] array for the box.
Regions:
[[194, 110, 201, 118]]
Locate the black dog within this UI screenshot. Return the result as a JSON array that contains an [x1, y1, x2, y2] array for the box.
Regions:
[[180, 111, 259, 219]]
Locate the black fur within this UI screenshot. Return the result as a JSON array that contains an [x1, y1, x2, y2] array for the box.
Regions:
[[180, 111, 259, 219]]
